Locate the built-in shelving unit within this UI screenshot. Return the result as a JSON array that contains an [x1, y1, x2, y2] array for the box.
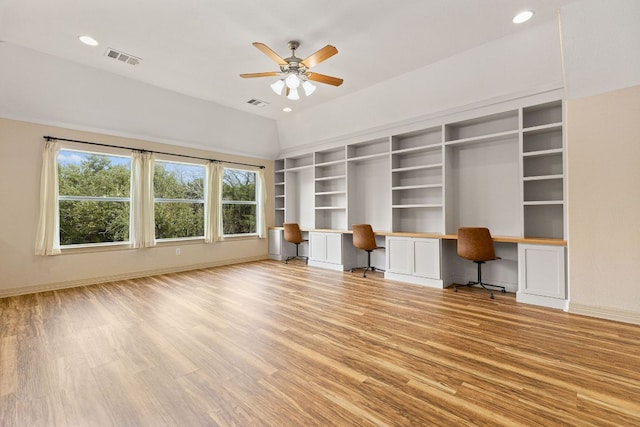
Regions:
[[314, 147, 347, 229], [274, 159, 285, 226], [274, 97, 565, 240], [521, 100, 564, 239], [391, 127, 443, 233]]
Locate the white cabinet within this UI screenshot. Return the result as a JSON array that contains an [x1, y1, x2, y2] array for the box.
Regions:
[[308, 232, 344, 271], [385, 236, 442, 288], [517, 244, 567, 309], [268, 229, 283, 260], [268, 229, 297, 261]]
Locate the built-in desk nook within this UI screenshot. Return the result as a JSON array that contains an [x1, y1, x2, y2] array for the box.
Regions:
[[269, 226, 567, 309], [270, 92, 568, 310]]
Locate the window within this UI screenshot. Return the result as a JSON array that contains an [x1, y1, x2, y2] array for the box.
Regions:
[[222, 168, 257, 235], [57, 149, 131, 246], [154, 160, 205, 239]]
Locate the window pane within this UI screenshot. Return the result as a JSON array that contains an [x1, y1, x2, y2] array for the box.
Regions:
[[155, 202, 204, 239], [223, 204, 257, 235], [222, 169, 256, 202], [155, 162, 204, 200], [58, 150, 131, 197], [59, 200, 130, 245]]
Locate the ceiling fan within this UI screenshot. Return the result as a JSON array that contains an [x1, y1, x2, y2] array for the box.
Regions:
[[240, 41, 343, 100]]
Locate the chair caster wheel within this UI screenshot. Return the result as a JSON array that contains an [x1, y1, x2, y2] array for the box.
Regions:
[[501, 289, 506, 293], [490, 293, 494, 299]]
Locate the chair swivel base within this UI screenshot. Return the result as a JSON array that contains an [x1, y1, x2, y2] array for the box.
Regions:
[[285, 255, 308, 264], [453, 281, 506, 299], [350, 265, 384, 278]]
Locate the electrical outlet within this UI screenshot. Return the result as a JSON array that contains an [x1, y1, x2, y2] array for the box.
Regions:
[[175, 248, 181, 256]]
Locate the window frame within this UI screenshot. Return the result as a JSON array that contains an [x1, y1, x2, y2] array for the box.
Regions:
[[221, 167, 259, 237], [153, 158, 207, 242], [57, 147, 133, 248]]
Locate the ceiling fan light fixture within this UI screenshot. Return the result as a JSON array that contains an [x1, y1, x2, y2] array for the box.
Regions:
[[302, 80, 316, 96], [270, 79, 285, 95], [287, 87, 300, 100], [285, 73, 300, 89]]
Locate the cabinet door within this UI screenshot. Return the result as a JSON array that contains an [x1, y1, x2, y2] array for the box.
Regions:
[[518, 244, 566, 298], [325, 233, 342, 264], [309, 232, 327, 262], [413, 238, 441, 279], [268, 229, 282, 257], [386, 237, 412, 275]]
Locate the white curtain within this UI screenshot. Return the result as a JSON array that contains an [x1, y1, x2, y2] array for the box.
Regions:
[[130, 151, 156, 248], [257, 168, 267, 238], [35, 140, 61, 255], [205, 162, 224, 242]]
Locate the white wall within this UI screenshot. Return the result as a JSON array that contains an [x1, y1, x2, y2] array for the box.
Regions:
[[277, 20, 563, 151], [0, 43, 280, 159], [560, 0, 640, 100]]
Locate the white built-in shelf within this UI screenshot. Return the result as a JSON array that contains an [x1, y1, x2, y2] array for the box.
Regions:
[[523, 174, 563, 182], [347, 152, 389, 163], [523, 122, 563, 134], [444, 129, 519, 147], [315, 174, 346, 182], [315, 191, 346, 196], [315, 206, 346, 210], [315, 159, 345, 167], [392, 164, 442, 173], [523, 201, 564, 206], [391, 143, 442, 155], [522, 148, 563, 158], [275, 98, 564, 240], [392, 184, 443, 191], [285, 165, 314, 172], [392, 204, 443, 209]]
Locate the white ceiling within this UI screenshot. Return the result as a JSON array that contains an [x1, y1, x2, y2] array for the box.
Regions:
[[0, 0, 578, 120]]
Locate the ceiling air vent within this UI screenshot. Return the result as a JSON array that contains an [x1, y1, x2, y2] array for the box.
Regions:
[[246, 98, 269, 108], [105, 48, 141, 66]]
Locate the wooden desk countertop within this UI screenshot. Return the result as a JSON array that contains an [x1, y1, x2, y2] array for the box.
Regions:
[[269, 227, 567, 246]]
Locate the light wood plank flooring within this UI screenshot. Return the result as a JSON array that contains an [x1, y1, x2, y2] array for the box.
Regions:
[[1, 260, 640, 426]]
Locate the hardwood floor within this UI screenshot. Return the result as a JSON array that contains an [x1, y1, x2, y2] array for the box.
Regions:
[[1, 260, 640, 426]]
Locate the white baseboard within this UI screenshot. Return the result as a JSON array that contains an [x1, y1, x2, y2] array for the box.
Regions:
[[307, 260, 345, 271], [568, 302, 640, 326], [384, 272, 444, 288], [0, 255, 268, 298]]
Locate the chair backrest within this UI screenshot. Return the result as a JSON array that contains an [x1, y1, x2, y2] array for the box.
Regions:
[[457, 227, 496, 262], [352, 224, 378, 251], [283, 223, 303, 244]]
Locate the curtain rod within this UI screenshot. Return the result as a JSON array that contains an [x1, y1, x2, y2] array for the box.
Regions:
[[43, 136, 265, 169]]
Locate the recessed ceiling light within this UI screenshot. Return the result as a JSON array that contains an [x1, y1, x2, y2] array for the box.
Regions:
[[79, 35, 99, 46], [512, 10, 534, 24], [283, 107, 292, 112]]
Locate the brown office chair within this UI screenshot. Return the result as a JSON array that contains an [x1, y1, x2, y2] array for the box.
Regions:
[[350, 224, 385, 277], [455, 227, 506, 299], [283, 223, 308, 264]]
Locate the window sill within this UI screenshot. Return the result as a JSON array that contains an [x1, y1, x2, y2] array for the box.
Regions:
[[222, 233, 261, 241]]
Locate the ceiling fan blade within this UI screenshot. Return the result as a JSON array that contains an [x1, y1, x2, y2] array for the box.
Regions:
[[252, 42, 287, 65], [239, 72, 280, 78], [301, 45, 338, 68], [306, 72, 344, 87]]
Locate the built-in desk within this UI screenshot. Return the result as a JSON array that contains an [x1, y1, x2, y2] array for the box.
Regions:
[[268, 227, 567, 310]]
